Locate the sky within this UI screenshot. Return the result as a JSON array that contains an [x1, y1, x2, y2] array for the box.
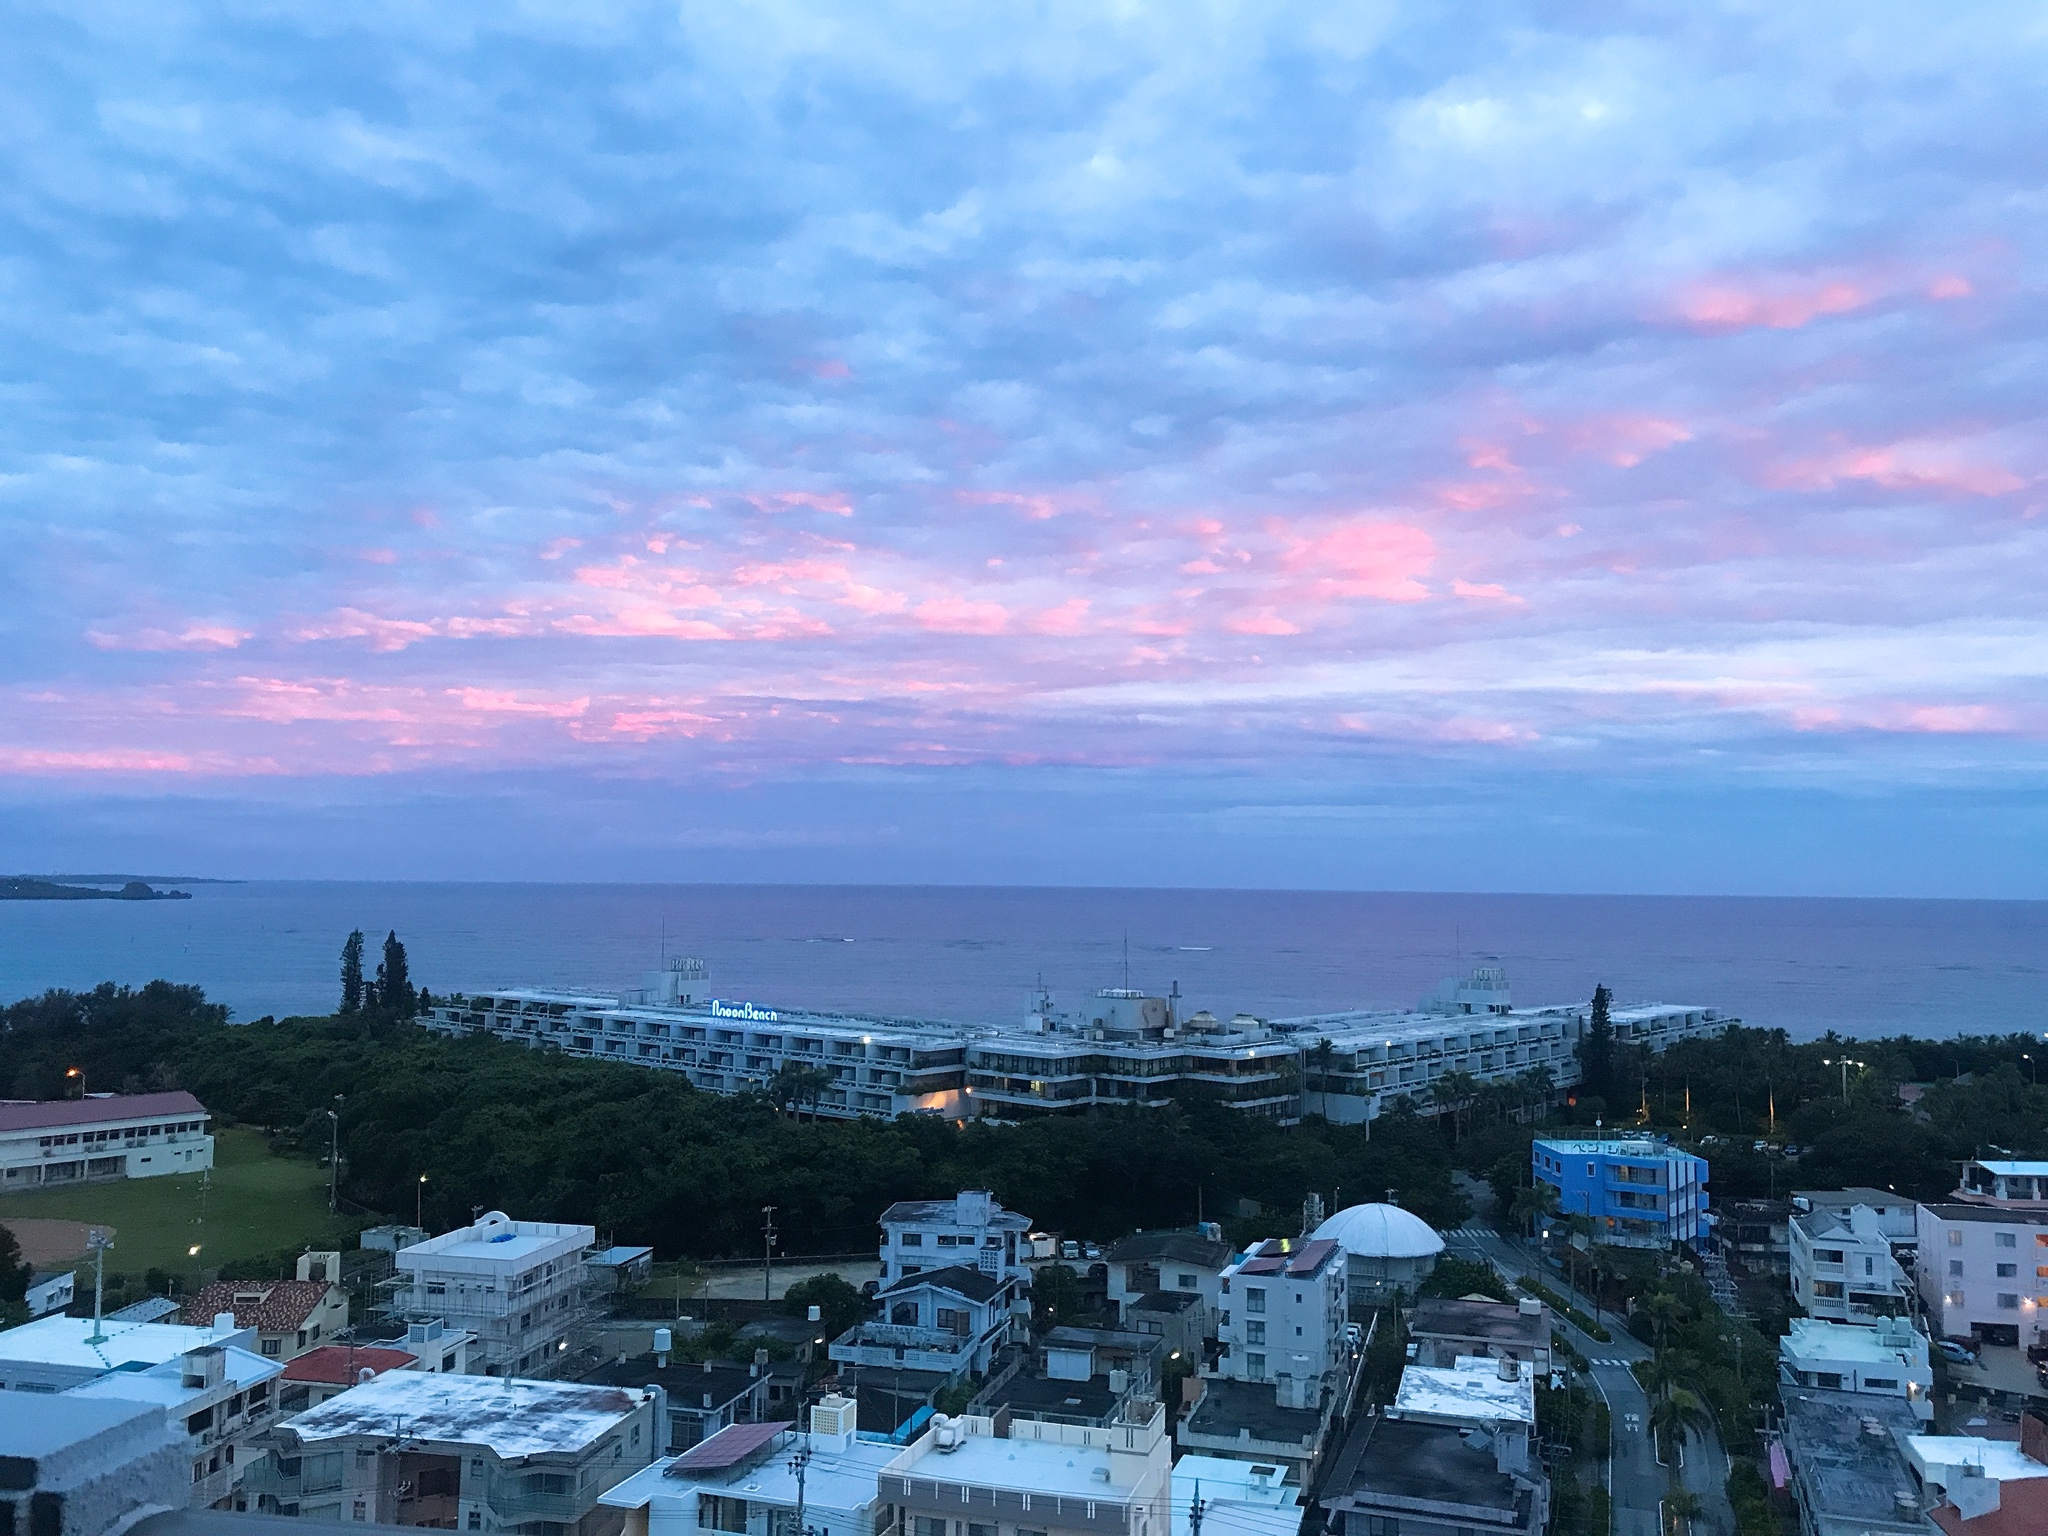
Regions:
[[4, 1, 2048, 893]]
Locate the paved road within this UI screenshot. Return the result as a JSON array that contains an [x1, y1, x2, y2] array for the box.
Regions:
[[1444, 1219, 1735, 1536]]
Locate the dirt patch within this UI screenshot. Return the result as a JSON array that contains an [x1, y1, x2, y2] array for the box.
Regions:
[[3, 1218, 108, 1268]]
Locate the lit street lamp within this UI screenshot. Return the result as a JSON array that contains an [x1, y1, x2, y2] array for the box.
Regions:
[[1821, 1057, 1865, 1102]]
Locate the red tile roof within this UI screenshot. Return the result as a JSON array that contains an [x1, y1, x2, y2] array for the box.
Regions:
[[282, 1345, 418, 1385], [0, 1092, 207, 1133], [1930, 1478, 2048, 1536], [183, 1278, 337, 1334]]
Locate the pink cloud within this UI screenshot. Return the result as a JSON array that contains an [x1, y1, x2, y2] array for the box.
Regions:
[[1451, 579, 1521, 604], [748, 491, 855, 517], [1567, 415, 1693, 468], [89, 622, 252, 652], [1283, 519, 1435, 601], [915, 597, 1009, 634], [1773, 442, 2025, 497], [1028, 598, 1091, 636], [540, 537, 583, 560], [289, 608, 441, 652], [1900, 704, 2005, 734], [1225, 610, 1300, 636], [1677, 276, 1869, 332], [1929, 275, 1973, 300], [0, 747, 199, 773], [452, 688, 590, 718]]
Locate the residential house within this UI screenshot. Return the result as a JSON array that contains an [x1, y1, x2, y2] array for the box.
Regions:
[[1105, 1227, 1233, 1340], [1776, 1387, 1932, 1536], [976, 1325, 1165, 1428], [1122, 1290, 1203, 1366], [1716, 1198, 1792, 1281], [1407, 1296, 1551, 1377], [879, 1191, 1031, 1290], [1181, 1238, 1349, 1478], [831, 1265, 1022, 1382], [601, 1394, 901, 1536], [183, 1255, 350, 1363], [877, 1400, 1172, 1536], [1793, 1189, 1920, 1255], [384, 1209, 596, 1376], [1914, 1201, 2048, 1350], [1320, 1406, 1546, 1536], [65, 1339, 284, 1510], [0, 1392, 187, 1536], [254, 1369, 658, 1527], [1778, 1318, 1933, 1421], [27, 1269, 75, 1319], [1909, 1409, 2048, 1536], [1169, 1456, 1302, 1536], [0, 1092, 214, 1189], [1531, 1137, 1709, 1249], [276, 1345, 423, 1414], [1791, 1206, 1912, 1323], [580, 1351, 773, 1454], [1952, 1160, 2048, 1211]]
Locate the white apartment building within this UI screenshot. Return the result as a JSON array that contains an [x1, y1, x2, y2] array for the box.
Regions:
[[67, 1339, 284, 1509], [879, 1191, 1032, 1287], [0, 1092, 213, 1188], [1777, 1317, 1933, 1421], [1917, 1193, 2048, 1349], [0, 1312, 257, 1393], [1105, 1226, 1234, 1340], [1792, 1189, 1920, 1251], [256, 1370, 658, 1528], [424, 963, 1730, 1128], [1214, 1238, 1349, 1409], [385, 1210, 596, 1376], [1790, 1205, 1912, 1323]]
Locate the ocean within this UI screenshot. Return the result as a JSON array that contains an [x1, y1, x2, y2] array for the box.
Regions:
[[1, 884, 2044, 1041]]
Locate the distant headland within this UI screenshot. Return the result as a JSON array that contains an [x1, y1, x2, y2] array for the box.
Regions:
[[0, 877, 193, 902]]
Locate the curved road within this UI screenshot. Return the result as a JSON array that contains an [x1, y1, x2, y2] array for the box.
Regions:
[[1444, 1217, 1737, 1536]]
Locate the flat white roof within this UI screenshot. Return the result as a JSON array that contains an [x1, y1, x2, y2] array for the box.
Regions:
[[0, 1315, 249, 1373], [898, 1431, 1146, 1499], [1975, 1161, 2048, 1178], [603, 1435, 898, 1514], [1171, 1457, 1302, 1536], [286, 1372, 650, 1459], [1393, 1357, 1536, 1427], [399, 1211, 594, 1268], [69, 1344, 281, 1406], [1534, 1139, 1694, 1161], [1781, 1321, 1927, 1368], [1906, 1436, 2048, 1487]]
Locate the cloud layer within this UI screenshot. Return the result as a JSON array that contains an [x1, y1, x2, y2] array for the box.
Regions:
[[4, 1, 2048, 885]]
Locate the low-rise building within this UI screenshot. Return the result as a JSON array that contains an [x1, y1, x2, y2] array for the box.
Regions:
[[256, 1369, 658, 1527], [183, 1258, 350, 1363], [1952, 1160, 2048, 1212], [0, 1092, 214, 1189], [1531, 1136, 1709, 1250], [832, 1265, 1021, 1381], [1776, 1387, 1931, 1536], [1778, 1318, 1933, 1421], [977, 1325, 1165, 1428], [1407, 1296, 1551, 1377], [1907, 1411, 2048, 1534], [65, 1339, 284, 1510], [1319, 1410, 1547, 1536], [1793, 1189, 1920, 1253], [1792, 1205, 1912, 1323], [602, 1393, 899, 1536], [384, 1209, 596, 1376], [1914, 1202, 2048, 1350], [27, 1269, 76, 1319], [879, 1191, 1032, 1289], [1123, 1290, 1203, 1364], [0, 1312, 256, 1394], [1310, 1204, 1444, 1310], [1106, 1227, 1233, 1340], [879, 1401, 1172, 1536], [276, 1344, 423, 1413], [580, 1351, 774, 1454], [1393, 1354, 1538, 1443], [1169, 1456, 1302, 1536], [1716, 1198, 1791, 1280], [0, 1392, 188, 1536]]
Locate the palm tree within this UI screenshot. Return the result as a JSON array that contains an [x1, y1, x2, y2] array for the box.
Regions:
[[1511, 1180, 1557, 1245], [1435, 1069, 1481, 1143], [1309, 1037, 1337, 1119], [1648, 1385, 1713, 1474], [1663, 1487, 1703, 1536]]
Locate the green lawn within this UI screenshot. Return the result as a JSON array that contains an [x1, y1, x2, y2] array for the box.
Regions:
[[0, 1128, 348, 1277]]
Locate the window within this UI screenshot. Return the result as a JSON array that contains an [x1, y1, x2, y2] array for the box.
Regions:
[[1951, 1260, 1964, 1276], [1999, 1293, 2021, 1310], [1246, 1352, 1267, 1379], [1950, 1231, 1964, 1247], [1998, 1233, 2018, 1249], [1246, 1287, 1267, 1315], [1816, 1249, 1844, 1265], [969, 1525, 996, 1536], [1946, 1290, 1966, 1307], [468, 1516, 481, 1531], [1366, 1519, 1400, 1536], [1815, 1373, 1842, 1389], [1865, 1378, 1897, 1390], [1246, 1321, 1266, 1345], [263, 1338, 281, 1357], [900, 1233, 923, 1247], [1177, 1273, 1198, 1290], [1998, 1263, 2018, 1279], [915, 1519, 946, 1536], [1863, 1258, 1875, 1276]]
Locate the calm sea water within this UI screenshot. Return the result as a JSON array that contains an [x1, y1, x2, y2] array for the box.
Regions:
[[1, 884, 2044, 1041]]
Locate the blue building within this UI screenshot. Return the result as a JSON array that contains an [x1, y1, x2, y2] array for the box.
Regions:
[[1531, 1137, 1709, 1249]]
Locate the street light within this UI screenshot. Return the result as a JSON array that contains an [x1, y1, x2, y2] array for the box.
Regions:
[[1822, 1058, 1865, 1102], [417, 1175, 428, 1230], [65, 1066, 83, 1098], [2024, 1054, 2038, 1087]]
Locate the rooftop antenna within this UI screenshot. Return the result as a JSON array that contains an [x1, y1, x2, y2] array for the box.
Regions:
[[86, 1228, 112, 1344]]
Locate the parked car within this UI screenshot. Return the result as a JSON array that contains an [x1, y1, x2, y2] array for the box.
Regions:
[[1936, 1338, 1977, 1364], [1060, 1239, 1081, 1261]]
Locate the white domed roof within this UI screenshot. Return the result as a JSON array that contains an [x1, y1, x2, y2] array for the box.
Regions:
[[1312, 1203, 1445, 1260]]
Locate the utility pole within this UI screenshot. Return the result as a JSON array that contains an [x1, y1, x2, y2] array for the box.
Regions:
[[86, 1228, 112, 1345], [762, 1206, 778, 1302], [327, 1095, 344, 1214], [1188, 1481, 1206, 1536], [789, 1438, 811, 1536]]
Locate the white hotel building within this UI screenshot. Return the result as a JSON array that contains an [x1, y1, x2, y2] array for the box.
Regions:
[[421, 961, 1729, 1126], [1916, 1159, 2048, 1350]]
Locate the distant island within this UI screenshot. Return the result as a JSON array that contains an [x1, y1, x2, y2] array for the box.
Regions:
[[0, 877, 192, 902]]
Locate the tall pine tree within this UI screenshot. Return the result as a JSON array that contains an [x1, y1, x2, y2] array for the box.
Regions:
[[339, 930, 365, 1015], [1578, 982, 1614, 1110], [374, 930, 416, 1018]]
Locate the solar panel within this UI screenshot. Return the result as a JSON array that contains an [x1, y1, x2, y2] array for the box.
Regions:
[[667, 1419, 792, 1475]]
